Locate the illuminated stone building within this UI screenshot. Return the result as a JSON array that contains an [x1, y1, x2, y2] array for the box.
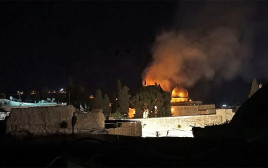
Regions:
[[127, 84, 235, 137], [171, 85, 216, 116]]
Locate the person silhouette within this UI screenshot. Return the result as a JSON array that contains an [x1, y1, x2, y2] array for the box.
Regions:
[[71, 112, 77, 135]]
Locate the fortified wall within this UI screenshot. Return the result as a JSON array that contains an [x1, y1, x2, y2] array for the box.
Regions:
[[6, 106, 105, 136], [130, 109, 235, 137]]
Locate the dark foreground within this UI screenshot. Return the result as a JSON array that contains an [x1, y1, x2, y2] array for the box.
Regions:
[[0, 133, 268, 167]]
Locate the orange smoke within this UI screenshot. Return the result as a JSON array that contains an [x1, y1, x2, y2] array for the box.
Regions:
[[142, 47, 182, 92], [142, 3, 254, 92]]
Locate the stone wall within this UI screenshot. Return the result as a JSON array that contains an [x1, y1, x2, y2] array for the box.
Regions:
[[172, 106, 198, 116], [6, 106, 75, 136], [6, 106, 105, 136], [198, 104, 216, 115], [197, 109, 216, 115], [198, 104, 215, 111], [107, 121, 142, 136], [216, 109, 235, 123], [172, 104, 216, 116], [75, 110, 105, 132], [130, 109, 234, 137]]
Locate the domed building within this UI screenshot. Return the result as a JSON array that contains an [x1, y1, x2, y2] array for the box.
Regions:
[[171, 86, 189, 102], [171, 85, 216, 116]]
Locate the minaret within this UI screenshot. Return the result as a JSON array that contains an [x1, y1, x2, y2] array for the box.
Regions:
[[249, 78, 260, 98]]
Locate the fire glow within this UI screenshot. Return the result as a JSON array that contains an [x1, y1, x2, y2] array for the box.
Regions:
[[142, 3, 253, 92]]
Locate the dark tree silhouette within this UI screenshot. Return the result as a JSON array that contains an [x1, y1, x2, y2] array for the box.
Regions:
[[118, 86, 131, 117], [67, 79, 90, 109], [131, 84, 171, 118], [93, 89, 103, 109], [103, 94, 111, 117], [40, 87, 49, 100]]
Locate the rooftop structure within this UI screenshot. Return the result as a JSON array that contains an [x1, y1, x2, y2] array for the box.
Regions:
[[0, 98, 66, 113], [171, 85, 189, 102], [171, 85, 216, 116]]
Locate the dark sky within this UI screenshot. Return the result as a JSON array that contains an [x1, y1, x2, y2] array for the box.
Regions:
[[0, 1, 267, 106]]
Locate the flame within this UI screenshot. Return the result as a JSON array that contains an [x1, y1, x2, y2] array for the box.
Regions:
[[128, 108, 135, 119], [142, 51, 176, 92], [142, 78, 171, 92]]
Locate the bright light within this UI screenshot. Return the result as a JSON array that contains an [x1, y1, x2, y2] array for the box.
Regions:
[[17, 91, 23, 95], [60, 88, 64, 92], [222, 104, 227, 108]]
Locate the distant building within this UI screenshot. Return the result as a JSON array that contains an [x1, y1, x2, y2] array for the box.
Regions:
[[171, 85, 216, 116], [127, 84, 235, 137], [0, 98, 66, 114]]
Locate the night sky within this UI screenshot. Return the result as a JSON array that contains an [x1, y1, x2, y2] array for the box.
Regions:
[[0, 1, 268, 106]]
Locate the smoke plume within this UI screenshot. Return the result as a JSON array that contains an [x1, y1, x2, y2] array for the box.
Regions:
[[143, 2, 255, 91]]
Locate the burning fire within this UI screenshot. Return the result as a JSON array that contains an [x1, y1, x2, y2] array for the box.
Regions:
[[141, 4, 253, 93], [142, 78, 171, 92]]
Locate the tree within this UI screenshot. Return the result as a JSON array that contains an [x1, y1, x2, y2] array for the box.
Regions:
[[66, 78, 90, 109], [40, 87, 49, 100], [68, 84, 86, 109], [73, 84, 85, 106], [112, 111, 124, 119], [132, 84, 171, 118], [103, 94, 111, 117], [118, 86, 131, 117], [131, 94, 143, 118], [161, 91, 172, 117], [117, 78, 121, 97], [93, 89, 103, 109]]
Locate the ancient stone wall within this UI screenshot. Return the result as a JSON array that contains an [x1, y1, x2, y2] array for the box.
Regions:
[[216, 109, 235, 123], [6, 106, 105, 136], [106, 121, 142, 136], [6, 106, 75, 136], [172, 106, 198, 116], [130, 109, 234, 137], [75, 110, 105, 132], [198, 104, 215, 111], [198, 104, 216, 115], [172, 104, 216, 116]]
